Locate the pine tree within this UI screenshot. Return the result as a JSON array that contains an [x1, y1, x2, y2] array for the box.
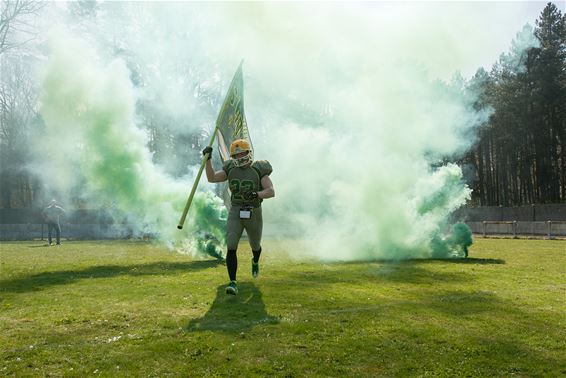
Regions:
[[532, 2, 566, 202]]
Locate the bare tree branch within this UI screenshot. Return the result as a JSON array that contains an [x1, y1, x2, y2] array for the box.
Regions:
[[0, 0, 45, 55]]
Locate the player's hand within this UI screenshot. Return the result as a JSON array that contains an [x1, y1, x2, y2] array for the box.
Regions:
[[243, 191, 258, 200], [202, 146, 213, 160]]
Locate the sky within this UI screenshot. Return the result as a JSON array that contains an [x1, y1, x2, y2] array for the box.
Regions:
[[330, 1, 562, 79]]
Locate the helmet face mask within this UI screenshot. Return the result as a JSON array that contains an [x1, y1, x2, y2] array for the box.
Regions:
[[230, 139, 253, 167]]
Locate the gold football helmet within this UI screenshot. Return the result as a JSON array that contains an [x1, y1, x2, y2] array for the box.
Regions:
[[230, 139, 253, 167]]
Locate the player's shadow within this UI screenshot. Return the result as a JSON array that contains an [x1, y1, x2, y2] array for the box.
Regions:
[[0, 260, 222, 294], [413, 257, 506, 265], [186, 282, 279, 333]]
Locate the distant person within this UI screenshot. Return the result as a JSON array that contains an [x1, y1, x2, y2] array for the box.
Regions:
[[203, 139, 275, 295], [43, 200, 65, 246]]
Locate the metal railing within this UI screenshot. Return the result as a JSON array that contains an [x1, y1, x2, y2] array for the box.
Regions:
[[481, 220, 566, 239], [546, 221, 566, 239], [482, 221, 518, 238]]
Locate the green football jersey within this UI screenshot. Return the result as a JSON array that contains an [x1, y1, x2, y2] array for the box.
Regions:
[[222, 160, 272, 207]]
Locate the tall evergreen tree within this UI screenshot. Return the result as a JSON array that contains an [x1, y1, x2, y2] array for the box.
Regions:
[[532, 2, 566, 202], [466, 3, 565, 206]]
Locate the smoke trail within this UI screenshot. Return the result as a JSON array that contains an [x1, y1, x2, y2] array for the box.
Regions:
[[30, 2, 544, 261], [207, 3, 538, 260], [501, 24, 541, 73], [33, 29, 225, 258]]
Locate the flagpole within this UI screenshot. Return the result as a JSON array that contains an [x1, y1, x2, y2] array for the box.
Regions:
[[177, 128, 219, 229]]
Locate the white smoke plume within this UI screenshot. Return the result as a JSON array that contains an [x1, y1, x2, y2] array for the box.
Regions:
[[29, 2, 545, 260]]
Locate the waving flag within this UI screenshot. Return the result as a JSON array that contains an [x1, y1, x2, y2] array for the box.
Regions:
[[214, 61, 253, 208], [177, 61, 252, 228], [215, 61, 253, 162]]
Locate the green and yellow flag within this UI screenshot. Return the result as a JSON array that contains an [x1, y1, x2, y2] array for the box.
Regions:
[[216, 61, 253, 163], [177, 61, 252, 228]]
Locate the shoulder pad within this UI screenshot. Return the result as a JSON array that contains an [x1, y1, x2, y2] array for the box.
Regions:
[[252, 160, 273, 177], [222, 159, 236, 173]]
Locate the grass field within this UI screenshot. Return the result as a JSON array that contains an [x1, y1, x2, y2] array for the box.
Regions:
[[1, 238, 565, 377]]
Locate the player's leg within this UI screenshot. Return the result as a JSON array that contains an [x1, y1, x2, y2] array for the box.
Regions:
[[55, 223, 61, 245], [244, 207, 263, 278], [47, 223, 53, 246], [251, 247, 261, 278], [225, 206, 244, 295]]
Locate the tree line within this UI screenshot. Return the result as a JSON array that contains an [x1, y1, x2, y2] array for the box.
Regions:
[[0, 1, 564, 209], [463, 2, 565, 206]]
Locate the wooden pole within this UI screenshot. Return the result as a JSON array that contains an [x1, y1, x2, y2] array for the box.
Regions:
[[177, 128, 219, 230]]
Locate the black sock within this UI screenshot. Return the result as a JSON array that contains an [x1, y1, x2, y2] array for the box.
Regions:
[[226, 249, 237, 281], [252, 247, 262, 264]]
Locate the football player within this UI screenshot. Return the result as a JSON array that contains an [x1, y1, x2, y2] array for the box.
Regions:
[[203, 139, 275, 295]]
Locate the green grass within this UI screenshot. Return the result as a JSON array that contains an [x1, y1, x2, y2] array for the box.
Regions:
[[1, 238, 565, 377]]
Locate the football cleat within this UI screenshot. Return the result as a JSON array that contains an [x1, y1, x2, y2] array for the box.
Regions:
[[226, 281, 238, 295]]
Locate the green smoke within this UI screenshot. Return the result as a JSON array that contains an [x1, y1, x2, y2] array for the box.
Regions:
[[431, 223, 473, 259], [410, 163, 474, 259], [34, 30, 225, 259], [187, 192, 228, 260], [31, 2, 542, 262]]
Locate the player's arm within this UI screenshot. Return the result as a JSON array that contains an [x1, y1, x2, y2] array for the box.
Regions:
[[258, 175, 275, 199], [203, 147, 227, 183]]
